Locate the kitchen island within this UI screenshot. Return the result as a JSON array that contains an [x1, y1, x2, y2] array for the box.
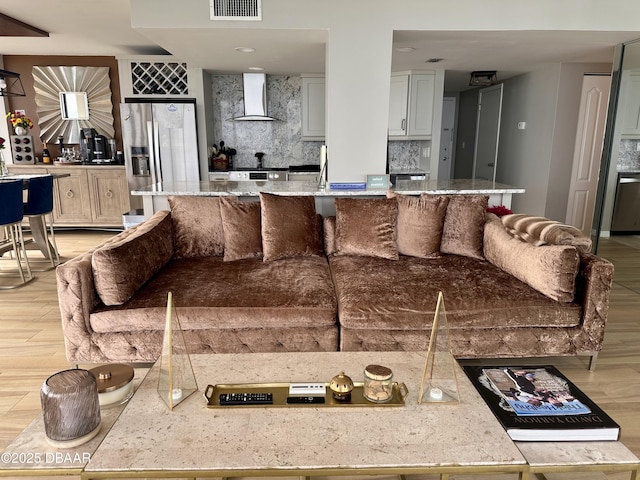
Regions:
[[131, 178, 524, 219]]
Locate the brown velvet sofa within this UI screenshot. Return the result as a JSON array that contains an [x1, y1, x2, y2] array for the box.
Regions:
[[56, 193, 614, 369]]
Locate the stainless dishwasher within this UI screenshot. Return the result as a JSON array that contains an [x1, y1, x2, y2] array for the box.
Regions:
[[611, 172, 640, 233]]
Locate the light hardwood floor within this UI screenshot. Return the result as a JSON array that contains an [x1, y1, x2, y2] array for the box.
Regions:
[[1, 231, 639, 479]]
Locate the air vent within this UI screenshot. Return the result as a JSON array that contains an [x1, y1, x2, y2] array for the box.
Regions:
[[210, 0, 262, 21]]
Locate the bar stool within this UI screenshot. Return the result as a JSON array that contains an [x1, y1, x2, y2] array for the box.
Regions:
[[23, 174, 60, 270], [0, 179, 35, 289]]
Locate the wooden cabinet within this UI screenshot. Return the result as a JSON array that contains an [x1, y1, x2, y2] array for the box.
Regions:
[[8, 165, 130, 227], [87, 169, 131, 225], [389, 72, 436, 139], [301, 75, 326, 140], [53, 168, 93, 224], [620, 72, 640, 136]]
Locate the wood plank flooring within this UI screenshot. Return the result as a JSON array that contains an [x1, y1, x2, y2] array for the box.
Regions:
[[0, 231, 639, 480]]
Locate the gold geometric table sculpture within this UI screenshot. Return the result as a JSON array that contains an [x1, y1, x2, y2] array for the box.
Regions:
[[418, 291, 461, 404], [157, 292, 198, 410]]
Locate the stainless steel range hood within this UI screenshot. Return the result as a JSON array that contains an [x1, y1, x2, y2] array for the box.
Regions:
[[233, 73, 278, 121]]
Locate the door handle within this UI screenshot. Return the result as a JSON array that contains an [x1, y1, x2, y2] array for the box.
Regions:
[[487, 162, 495, 167]]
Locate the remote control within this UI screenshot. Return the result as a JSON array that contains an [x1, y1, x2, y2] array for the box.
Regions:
[[286, 396, 326, 404], [219, 393, 273, 405]]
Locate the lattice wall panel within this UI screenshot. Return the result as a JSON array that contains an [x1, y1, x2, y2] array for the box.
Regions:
[[130, 62, 188, 95]]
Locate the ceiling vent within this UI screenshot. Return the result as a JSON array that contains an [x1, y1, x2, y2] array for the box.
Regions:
[[210, 0, 262, 21]]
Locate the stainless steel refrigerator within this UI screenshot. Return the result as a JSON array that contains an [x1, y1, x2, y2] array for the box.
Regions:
[[120, 98, 200, 196]]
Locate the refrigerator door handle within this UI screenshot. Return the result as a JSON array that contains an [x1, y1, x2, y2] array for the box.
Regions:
[[153, 121, 162, 184], [147, 120, 156, 184]]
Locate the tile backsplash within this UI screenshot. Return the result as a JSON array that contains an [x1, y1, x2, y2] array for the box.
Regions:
[[211, 75, 320, 169], [618, 138, 640, 171], [211, 74, 427, 172]]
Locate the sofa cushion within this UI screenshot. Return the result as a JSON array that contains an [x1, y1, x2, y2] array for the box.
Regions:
[[387, 192, 449, 258], [440, 194, 488, 260], [483, 214, 580, 302], [219, 197, 262, 261], [329, 254, 581, 331], [89, 256, 338, 332], [259, 193, 324, 262], [92, 211, 174, 306], [334, 197, 399, 260], [168, 196, 229, 259]]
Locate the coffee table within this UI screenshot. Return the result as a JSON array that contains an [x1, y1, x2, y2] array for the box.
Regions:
[[83, 352, 529, 479]]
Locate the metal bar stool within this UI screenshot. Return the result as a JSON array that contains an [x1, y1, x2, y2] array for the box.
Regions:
[[23, 174, 60, 270], [0, 179, 35, 289]]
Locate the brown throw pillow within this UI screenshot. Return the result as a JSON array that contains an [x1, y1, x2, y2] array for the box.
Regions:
[[440, 194, 488, 260], [259, 193, 323, 262], [334, 197, 398, 260], [168, 196, 230, 259], [387, 192, 449, 258], [92, 211, 174, 306], [219, 197, 262, 261]]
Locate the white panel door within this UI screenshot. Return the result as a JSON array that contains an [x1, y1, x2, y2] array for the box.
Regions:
[[473, 84, 503, 181], [566, 74, 611, 235]]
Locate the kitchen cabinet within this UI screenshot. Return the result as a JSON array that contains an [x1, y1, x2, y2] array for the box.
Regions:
[[301, 75, 326, 140], [388, 72, 436, 139], [388, 74, 410, 136], [8, 165, 130, 227], [620, 72, 640, 136]]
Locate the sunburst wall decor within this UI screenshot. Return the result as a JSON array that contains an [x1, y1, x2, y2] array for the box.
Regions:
[[32, 66, 115, 144]]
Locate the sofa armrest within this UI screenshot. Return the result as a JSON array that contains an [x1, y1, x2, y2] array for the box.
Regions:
[[56, 210, 173, 363], [574, 252, 614, 351], [56, 251, 102, 363]]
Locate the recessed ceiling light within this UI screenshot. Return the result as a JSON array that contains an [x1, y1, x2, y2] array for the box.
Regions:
[[395, 47, 415, 53], [234, 46, 256, 53], [248, 66, 264, 71]]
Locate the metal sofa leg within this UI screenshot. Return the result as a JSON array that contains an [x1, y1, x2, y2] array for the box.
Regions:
[[588, 353, 598, 372]]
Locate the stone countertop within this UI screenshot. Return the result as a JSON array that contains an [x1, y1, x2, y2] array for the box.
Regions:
[[132, 178, 525, 197]]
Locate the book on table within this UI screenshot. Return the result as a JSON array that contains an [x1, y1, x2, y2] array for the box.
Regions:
[[462, 365, 620, 441]]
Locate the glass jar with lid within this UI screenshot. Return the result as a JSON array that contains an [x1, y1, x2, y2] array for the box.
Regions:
[[363, 364, 394, 403]]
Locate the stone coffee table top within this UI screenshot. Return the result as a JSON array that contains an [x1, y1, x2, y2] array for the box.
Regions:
[[85, 352, 527, 477]]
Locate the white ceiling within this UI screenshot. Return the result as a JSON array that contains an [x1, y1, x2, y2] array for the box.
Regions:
[[1, 1, 639, 91]]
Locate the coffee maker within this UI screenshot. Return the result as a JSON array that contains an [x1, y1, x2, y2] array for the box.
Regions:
[[80, 128, 109, 163]]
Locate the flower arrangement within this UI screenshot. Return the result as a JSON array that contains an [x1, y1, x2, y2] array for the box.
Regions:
[[486, 205, 513, 217], [5, 112, 34, 130]]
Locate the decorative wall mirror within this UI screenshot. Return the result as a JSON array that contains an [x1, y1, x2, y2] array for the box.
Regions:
[[33, 66, 115, 144]]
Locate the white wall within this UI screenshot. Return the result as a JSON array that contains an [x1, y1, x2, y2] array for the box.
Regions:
[[497, 66, 561, 215]]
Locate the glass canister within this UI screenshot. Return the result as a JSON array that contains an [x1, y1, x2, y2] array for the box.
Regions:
[[363, 364, 394, 403]]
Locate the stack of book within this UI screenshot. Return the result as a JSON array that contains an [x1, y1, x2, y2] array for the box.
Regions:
[[462, 365, 620, 441]]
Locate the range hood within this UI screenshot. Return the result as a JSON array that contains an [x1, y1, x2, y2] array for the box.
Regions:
[[233, 73, 278, 121]]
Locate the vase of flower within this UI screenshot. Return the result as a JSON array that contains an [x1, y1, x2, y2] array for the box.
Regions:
[[5, 112, 34, 137]]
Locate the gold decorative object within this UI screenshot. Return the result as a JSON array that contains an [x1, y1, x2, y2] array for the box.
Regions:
[[329, 371, 354, 401], [157, 292, 198, 410], [418, 291, 461, 404], [89, 364, 135, 407]]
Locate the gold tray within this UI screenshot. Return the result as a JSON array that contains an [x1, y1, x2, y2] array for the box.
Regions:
[[203, 382, 408, 408]]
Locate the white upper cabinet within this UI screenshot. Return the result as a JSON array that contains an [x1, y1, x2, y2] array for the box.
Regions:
[[388, 74, 410, 136], [388, 72, 436, 139], [620, 72, 640, 136], [301, 75, 326, 140]]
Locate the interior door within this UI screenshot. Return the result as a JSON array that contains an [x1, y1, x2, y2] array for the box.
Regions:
[[473, 84, 503, 181], [438, 97, 456, 180], [566, 74, 611, 235]]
